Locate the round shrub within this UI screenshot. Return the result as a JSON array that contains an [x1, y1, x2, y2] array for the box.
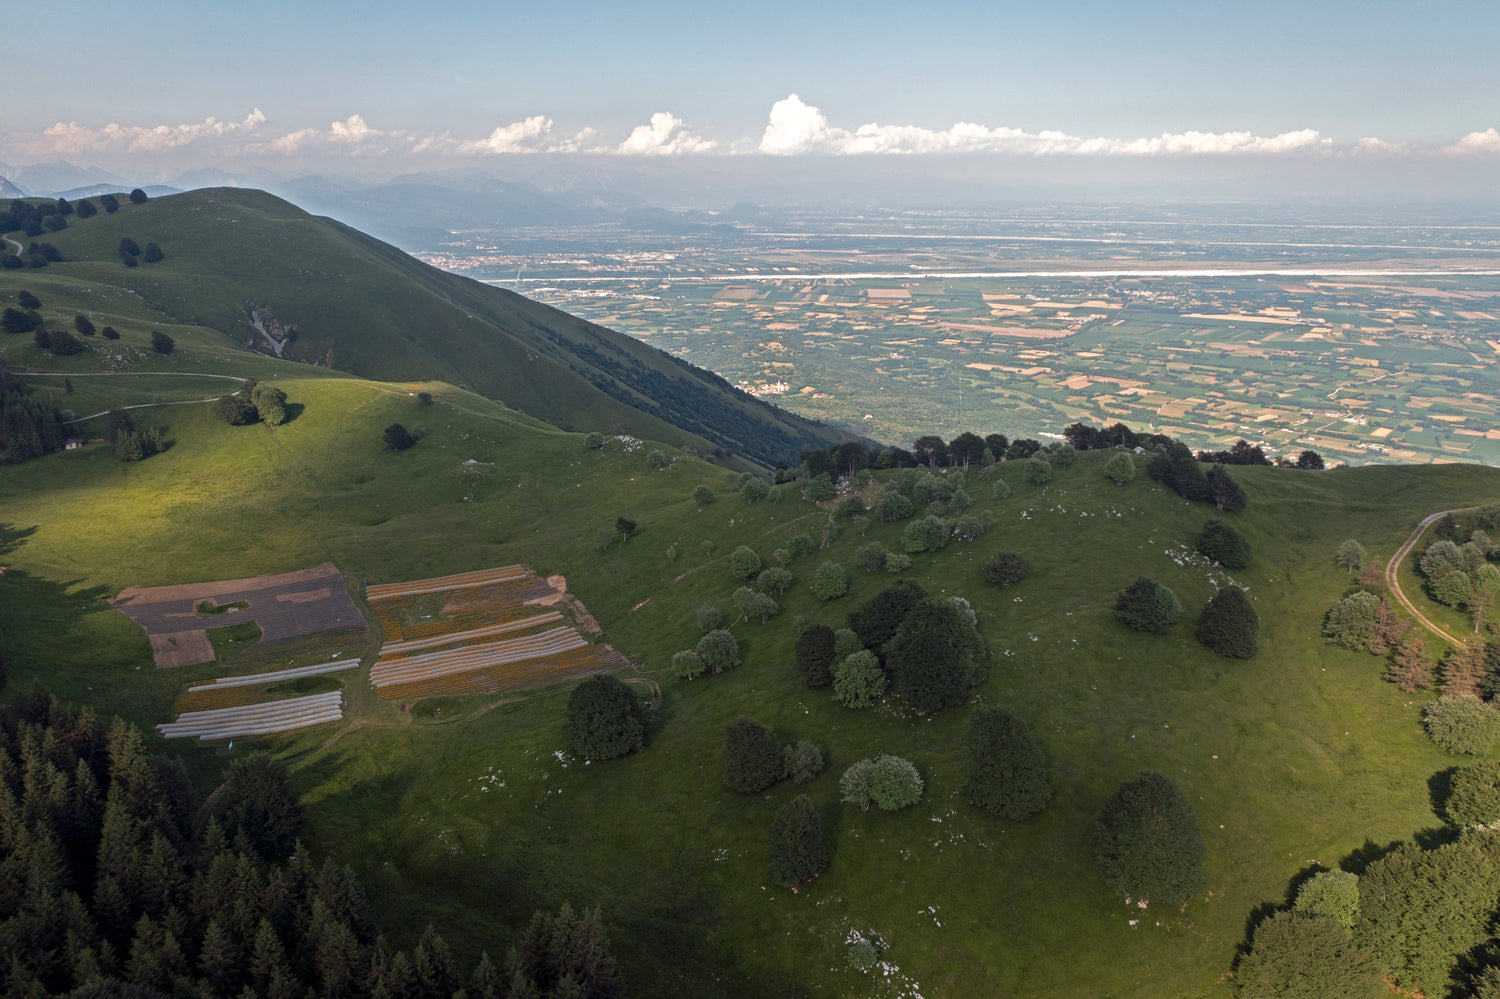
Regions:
[[1446, 760, 1500, 826], [672, 650, 705, 680], [811, 561, 849, 600], [1091, 770, 1205, 904], [1293, 869, 1360, 933], [847, 936, 878, 973], [692, 485, 717, 505], [869, 755, 923, 810], [729, 545, 763, 580], [1425, 694, 1500, 755], [562, 675, 645, 761], [1195, 587, 1258, 658], [1104, 452, 1135, 486], [696, 629, 740, 674], [1194, 519, 1250, 568], [1114, 576, 1182, 634], [1023, 453, 1052, 485], [696, 604, 724, 632], [783, 741, 825, 785], [984, 551, 1028, 587], [991, 478, 1011, 501]]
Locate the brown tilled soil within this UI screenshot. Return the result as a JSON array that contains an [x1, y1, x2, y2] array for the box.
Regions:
[[149, 631, 216, 669], [522, 575, 602, 634]]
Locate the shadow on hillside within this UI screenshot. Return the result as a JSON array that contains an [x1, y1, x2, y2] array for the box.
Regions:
[[0, 523, 38, 560], [1429, 766, 1459, 824], [281, 402, 305, 425]]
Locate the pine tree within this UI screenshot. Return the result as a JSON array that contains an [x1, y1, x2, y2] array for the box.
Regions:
[[1443, 638, 1488, 698], [1387, 635, 1434, 693], [1092, 770, 1206, 904], [768, 795, 827, 888]]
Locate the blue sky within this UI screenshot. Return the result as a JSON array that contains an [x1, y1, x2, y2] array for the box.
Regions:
[[5, 0, 1499, 194]]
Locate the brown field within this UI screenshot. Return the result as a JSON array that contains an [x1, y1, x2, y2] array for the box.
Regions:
[[114, 562, 366, 668]]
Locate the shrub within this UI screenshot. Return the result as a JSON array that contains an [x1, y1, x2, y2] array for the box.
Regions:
[[383, 423, 415, 450], [783, 741, 825, 784], [584, 431, 606, 449], [1195, 587, 1258, 658], [562, 675, 645, 761], [149, 330, 175, 354], [1424, 694, 1500, 754], [728, 545, 763, 581], [143, 242, 164, 263], [692, 485, 717, 505], [1446, 761, 1500, 826], [1235, 912, 1380, 999], [833, 650, 887, 708], [811, 561, 849, 600], [803, 473, 835, 501], [1323, 591, 1381, 652], [855, 541, 889, 573], [1104, 452, 1135, 486], [794, 624, 837, 689], [869, 755, 923, 810], [901, 514, 951, 553], [647, 448, 666, 469], [672, 650, 705, 680], [768, 794, 826, 887], [1023, 453, 1052, 485], [100, 326, 119, 340], [984, 551, 1028, 587], [1194, 519, 1250, 568], [724, 716, 785, 793], [885, 552, 912, 574], [847, 937, 879, 973], [1114, 576, 1181, 634], [696, 629, 739, 674], [1051, 443, 1077, 467], [1293, 870, 1360, 934], [962, 706, 1051, 819], [991, 478, 1011, 500], [695, 603, 724, 632], [1091, 770, 1205, 904]]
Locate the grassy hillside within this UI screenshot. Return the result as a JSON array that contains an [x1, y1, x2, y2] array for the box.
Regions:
[[3, 188, 849, 467], [2, 364, 1496, 996]]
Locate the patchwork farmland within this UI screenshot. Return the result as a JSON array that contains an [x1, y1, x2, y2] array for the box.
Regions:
[[366, 565, 628, 701]]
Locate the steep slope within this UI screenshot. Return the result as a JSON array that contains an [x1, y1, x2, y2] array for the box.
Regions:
[[11, 187, 848, 466]]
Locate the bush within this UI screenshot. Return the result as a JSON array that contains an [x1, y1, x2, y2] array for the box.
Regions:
[[768, 794, 826, 888], [383, 423, 416, 450], [1023, 453, 1052, 485], [984, 551, 1028, 587], [1424, 694, 1500, 754], [129, 188, 148, 204], [1446, 761, 1500, 826], [1323, 591, 1381, 652], [991, 478, 1011, 500], [1293, 870, 1360, 933], [789, 533, 816, 558], [1104, 452, 1136, 486], [1051, 443, 1076, 467], [729, 545, 763, 580], [1194, 519, 1250, 568], [1091, 770, 1205, 904], [672, 650, 705, 680], [692, 484, 716, 505], [724, 716, 785, 793], [1114, 576, 1182, 634], [783, 741, 825, 784], [794, 624, 837, 689], [149, 330, 174, 354], [833, 650, 887, 708], [585, 431, 606, 449], [741, 477, 769, 503], [100, 326, 119, 340], [696, 629, 739, 674], [1235, 912, 1380, 999], [143, 242, 164, 263], [887, 596, 987, 713], [802, 473, 835, 501], [885, 552, 912, 574], [1195, 587, 1258, 658], [869, 755, 923, 810], [962, 706, 1051, 819], [901, 514, 951, 553], [696, 604, 724, 632], [562, 675, 645, 761], [811, 561, 849, 600], [847, 936, 879, 972]]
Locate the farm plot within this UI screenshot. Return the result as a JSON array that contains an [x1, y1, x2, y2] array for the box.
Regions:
[[113, 562, 367, 668], [172, 658, 360, 713], [367, 565, 623, 700], [157, 691, 344, 741]]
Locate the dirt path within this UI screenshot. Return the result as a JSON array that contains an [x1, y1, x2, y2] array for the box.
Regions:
[[1384, 508, 1478, 647], [65, 397, 226, 424], [3, 236, 22, 258]]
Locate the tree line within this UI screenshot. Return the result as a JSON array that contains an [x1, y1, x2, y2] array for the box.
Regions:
[[0, 362, 67, 463]]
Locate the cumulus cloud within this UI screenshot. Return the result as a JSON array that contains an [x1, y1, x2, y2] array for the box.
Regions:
[[617, 112, 716, 156], [756, 94, 1330, 157], [40, 109, 268, 154], [438, 116, 600, 155], [1450, 128, 1500, 154]]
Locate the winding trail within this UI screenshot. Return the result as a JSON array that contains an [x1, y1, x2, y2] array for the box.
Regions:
[[2, 236, 21, 258], [1384, 508, 1478, 647]]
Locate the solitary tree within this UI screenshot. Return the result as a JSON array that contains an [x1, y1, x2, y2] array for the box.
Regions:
[[1024, 453, 1052, 485], [729, 545, 763, 581], [1196, 587, 1259, 658], [724, 716, 786, 793], [1114, 576, 1182, 634], [252, 384, 287, 427], [615, 516, 637, 541], [143, 242, 165, 263], [1091, 770, 1205, 904], [129, 188, 148, 204], [869, 755, 924, 810], [696, 629, 739, 674], [383, 423, 415, 450], [810, 561, 849, 600], [1205, 464, 1247, 511], [1104, 452, 1136, 486], [1295, 449, 1326, 469], [962, 706, 1051, 819], [562, 675, 645, 761], [983, 551, 1028, 587], [1335, 539, 1366, 573], [150, 330, 174, 354], [769, 795, 827, 888], [1194, 519, 1251, 569], [692, 484, 717, 505]]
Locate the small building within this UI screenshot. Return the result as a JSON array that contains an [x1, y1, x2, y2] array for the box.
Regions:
[[64, 439, 84, 450]]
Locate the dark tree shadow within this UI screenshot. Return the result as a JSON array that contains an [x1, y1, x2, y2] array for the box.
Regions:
[[1430, 766, 1460, 824], [281, 402, 305, 425]]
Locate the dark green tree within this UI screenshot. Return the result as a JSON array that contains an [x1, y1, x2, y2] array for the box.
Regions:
[[983, 551, 1028, 587], [1295, 450, 1325, 469], [384, 423, 415, 450], [962, 706, 1052, 819], [794, 624, 837, 689], [846, 578, 926, 655], [614, 516, 636, 541], [1091, 770, 1206, 904], [1445, 760, 1500, 826], [101, 326, 119, 340], [723, 716, 785, 793], [129, 188, 148, 204], [1206, 464, 1247, 511], [143, 243, 164, 263], [886, 596, 987, 713], [503, 903, 621, 999], [119, 237, 141, 257], [74, 315, 96, 336], [1196, 587, 1259, 658], [75, 198, 97, 218], [768, 795, 827, 888], [562, 676, 645, 762], [1235, 912, 1381, 999], [149, 331, 174, 354], [1114, 576, 1182, 633], [16, 290, 40, 309], [211, 752, 305, 859], [1194, 519, 1251, 568]]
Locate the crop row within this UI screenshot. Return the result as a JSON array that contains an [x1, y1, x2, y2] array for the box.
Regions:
[[365, 565, 529, 601], [157, 692, 343, 741], [376, 647, 612, 703], [377, 612, 563, 658], [370, 627, 588, 688]]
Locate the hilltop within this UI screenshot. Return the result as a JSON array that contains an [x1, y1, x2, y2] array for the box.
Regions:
[[0, 187, 849, 468]]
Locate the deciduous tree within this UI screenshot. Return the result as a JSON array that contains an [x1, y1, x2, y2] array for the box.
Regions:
[[832, 650, 886, 708]]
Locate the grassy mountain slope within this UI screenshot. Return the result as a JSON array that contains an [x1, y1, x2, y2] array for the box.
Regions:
[[7, 188, 847, 467], [3, 361, 1497, 996]]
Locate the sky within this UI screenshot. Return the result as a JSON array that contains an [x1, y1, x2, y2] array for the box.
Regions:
[[5, 0, 1500, 202]]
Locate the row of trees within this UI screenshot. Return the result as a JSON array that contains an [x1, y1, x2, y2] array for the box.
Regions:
[[213, 379, 288, 428], [0, 191, 141, 235], [0, 687, 623, 999]]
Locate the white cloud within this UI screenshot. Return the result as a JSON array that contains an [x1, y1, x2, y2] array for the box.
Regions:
[[270, 128, 317, 154], [1449, 128, 1500, 154], [327, 114, 382, 146], [40, 109, 267, 154], [448, 116, 598, 155], [756, 94, 1330, 157], [617, 112, 716, 156]]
